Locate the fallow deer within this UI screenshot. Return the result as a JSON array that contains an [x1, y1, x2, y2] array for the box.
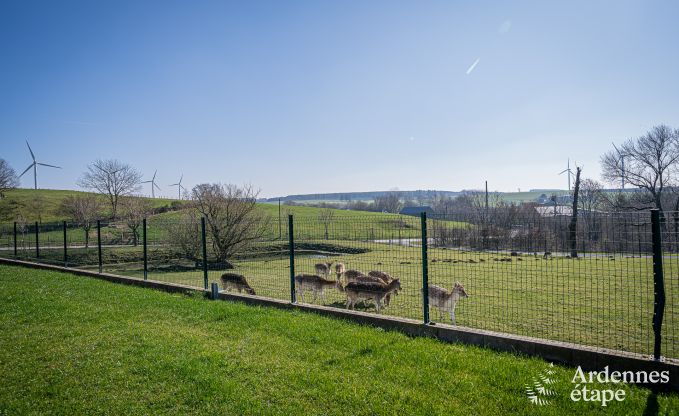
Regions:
[[220, 273, 256, 295], [424, 282, 469, 325]]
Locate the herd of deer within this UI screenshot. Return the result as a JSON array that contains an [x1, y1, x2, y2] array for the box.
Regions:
[[219, 261, 470, 324]]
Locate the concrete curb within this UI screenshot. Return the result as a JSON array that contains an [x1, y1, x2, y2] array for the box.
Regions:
[[2, 256, 677, 391]]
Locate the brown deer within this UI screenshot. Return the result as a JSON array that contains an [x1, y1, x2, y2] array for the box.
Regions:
[[220, 273, 256, 295], [344, 279, 401, 313], [368, 270, 398, 306], [314, 261, 334, 279], [295, 273, 343, 304], [334, 262, 346, 280], [424, 282, 469, 325]]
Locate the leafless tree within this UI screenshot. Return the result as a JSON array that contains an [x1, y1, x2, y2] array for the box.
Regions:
[[60, 194, 102, 248], [374, 192, 403, 214], [167, 210, 202, 265], [579, 178, 604, 240], [120, 196, 154, 246], [190, 183, 270, 268], [601, 124, 679, 214], [0, 159, 19, 199], [318, 208, 335, 240], [78, 159, 142, 219]]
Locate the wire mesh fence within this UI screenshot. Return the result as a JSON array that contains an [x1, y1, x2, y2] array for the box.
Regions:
[[2, 209, 677, 361]]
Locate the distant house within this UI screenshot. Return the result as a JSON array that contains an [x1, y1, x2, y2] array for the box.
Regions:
[[535, 205, 572, 217], [399, 206, 434, 216]]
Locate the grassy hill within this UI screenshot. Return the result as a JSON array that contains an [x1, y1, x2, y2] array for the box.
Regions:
[[0, 188, 178, 223]]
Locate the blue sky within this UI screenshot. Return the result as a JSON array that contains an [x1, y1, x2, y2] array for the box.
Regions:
[[1, 1, 678, 198]]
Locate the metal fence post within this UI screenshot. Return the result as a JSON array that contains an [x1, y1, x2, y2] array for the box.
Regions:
[[63, 221, 68, 267], [97, 220, 102, 273], [35, 221, 40, 259], [201, 217, 208, 290], [13, 222, 17, 257], [289, 214, 296, 303], [143, 218, 148, 280], [421, 212, 430, 324], [651, 209, 666, 361]]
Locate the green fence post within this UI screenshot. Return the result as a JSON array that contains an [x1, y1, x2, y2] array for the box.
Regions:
[[201, 217, 208, 290], [143, 218, 148, 281], [289, 214, 296, 303], [63, 221, 68, 267], [35, 221, 40, 259], [13, 222, 17, 257], [421, 212, 430, 324], [651, 209, 666, 360], [97, 220, 102, 273]]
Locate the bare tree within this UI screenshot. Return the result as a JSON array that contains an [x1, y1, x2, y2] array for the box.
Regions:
[[166, 209, 201, 265], [318, 208, 335, 240], [0, 159, 19, 199], [60, 195, 102, 248], [78, 159, 142, 219], [579, 178, 604, 240], [190, 183, 270, 268], [120, 197, 154, 246], [601, 124, 679, 214], [374, 192, 403, 214]]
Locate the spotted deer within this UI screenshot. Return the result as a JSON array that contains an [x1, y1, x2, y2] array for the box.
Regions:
[[220, 273, 256, 295], [314, 262, 334, 279], [424, 282, 469, 325], [334, 262, 346, 280], [344, 279, 401, 313], [294, 273, 343, 304]]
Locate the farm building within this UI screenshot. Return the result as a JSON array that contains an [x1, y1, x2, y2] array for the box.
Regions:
[[399, 206, 434, 216]]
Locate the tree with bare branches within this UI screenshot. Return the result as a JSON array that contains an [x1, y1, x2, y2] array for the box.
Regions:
[[190, 183, 270, 268], [60, 194, 102, 248], [120, 196, 154, 246], [568, 166, 582, 258], [78, 159, 142, 219], [601, 124, 679, 214], [318, 208, 335, 240], [0, 159, 19, 199]]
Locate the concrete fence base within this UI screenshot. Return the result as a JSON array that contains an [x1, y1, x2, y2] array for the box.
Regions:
[[1, 257, 677, 392]]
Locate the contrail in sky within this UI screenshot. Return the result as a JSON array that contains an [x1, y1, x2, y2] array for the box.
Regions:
[[466, 58, 480, 75]]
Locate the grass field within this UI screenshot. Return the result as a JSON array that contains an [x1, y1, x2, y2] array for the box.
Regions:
[[0, 264, 676, 415]]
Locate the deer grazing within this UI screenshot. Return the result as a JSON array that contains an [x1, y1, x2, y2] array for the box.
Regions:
[[220, 273, 256, 295], [294, 273, 343, 304], [334, 262, 346, 280], [344, 279, 401, 313], [424, 282, 469, 325], [314, 261, 334, 279]]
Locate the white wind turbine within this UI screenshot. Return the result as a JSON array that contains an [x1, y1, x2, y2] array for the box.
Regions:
[[142, 170, 161, 198], [558, 158, 575, 191], [169, 174, 186, 200], [19, 140, 62, 189]]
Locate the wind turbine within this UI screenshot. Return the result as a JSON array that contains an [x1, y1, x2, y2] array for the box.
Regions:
[[142, 170, 161, 198], [169, 174, 186, 200], [558, 158, 575, 191], [19, 140, 62, 189], [612, 142, 627, 189]]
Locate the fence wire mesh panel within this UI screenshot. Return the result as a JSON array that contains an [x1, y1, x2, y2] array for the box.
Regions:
[[0, 223, 12, 259], [661, 213, 679, 360], [97, 220, 144, 279], [207, 218, 288, 301], [65, 221, 97, 269], [147, 216, 204, 288], [429, 210, 658, 357], [293, 215, 423, 320]]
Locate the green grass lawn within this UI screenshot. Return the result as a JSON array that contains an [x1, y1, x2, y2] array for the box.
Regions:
[[0, 264, 676, 415]]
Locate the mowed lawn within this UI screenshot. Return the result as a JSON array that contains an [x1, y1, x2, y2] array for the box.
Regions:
[[1, 265, 678, 415]]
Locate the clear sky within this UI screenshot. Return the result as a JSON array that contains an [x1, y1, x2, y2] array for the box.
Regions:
[[1, 0, 678, 198]]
